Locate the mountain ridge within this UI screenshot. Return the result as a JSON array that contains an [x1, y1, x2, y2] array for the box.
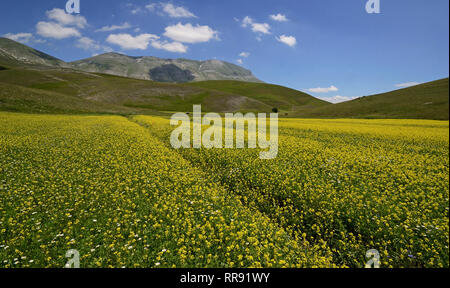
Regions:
[[70, 52, 262, 83], [0, 37, 261, 83], [0, 37, 69, 68]]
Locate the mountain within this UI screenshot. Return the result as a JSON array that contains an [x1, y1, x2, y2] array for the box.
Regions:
[[297, 78, 449, 120], [0, 39, 315, 114], [0, 38, 68, 68], [70, 53, 262, 83], [0, 38, 261, 83]]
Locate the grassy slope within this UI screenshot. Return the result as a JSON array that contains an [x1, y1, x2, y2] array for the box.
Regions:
[[1, 51, 448, 119], [299, 78, 449, 120], [0, 82, 137, 114], [0, 66, 325, 114], [188, 80, 329, 112]]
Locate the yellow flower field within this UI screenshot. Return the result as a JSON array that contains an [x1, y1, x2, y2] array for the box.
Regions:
[[1, 112, 448, 268]]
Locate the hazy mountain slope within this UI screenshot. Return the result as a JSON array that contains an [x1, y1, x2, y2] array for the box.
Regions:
[[188, 80, 329, 111], [0, 37, 68, 68], [0, 38, 261, 83], [298, 78, 449, 120], [70, 53, 262, 83]]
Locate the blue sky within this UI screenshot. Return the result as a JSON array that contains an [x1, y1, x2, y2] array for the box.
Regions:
[[1, 0, 448, 103]]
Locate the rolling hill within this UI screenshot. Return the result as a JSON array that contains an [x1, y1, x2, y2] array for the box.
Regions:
[[188, 80, 329, 112], [0, 38, 325, 114], [0, 66, 322, 114], [298, 78, 449, 120], [0, 37, 448, 119]]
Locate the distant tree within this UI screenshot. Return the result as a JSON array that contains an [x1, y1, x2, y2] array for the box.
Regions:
[[272, 107, 279, 113]]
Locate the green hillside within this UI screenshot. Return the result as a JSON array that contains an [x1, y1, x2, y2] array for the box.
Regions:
[[1, 38, 448, 119], [0, 81, 136, 114], [188, 80, 329, 112], [0, 37, 327, 114], [297, 78, 449, 120], [0, 66, 319, 114]]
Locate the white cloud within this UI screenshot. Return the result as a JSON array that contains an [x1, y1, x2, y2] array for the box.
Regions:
[[106, 31, 188, 53], [161, 3, 196, 18], [106, 33, 159, 50], [239, 52, 250, 58], [36, 8, 87, 40], [132, 8, 142, 14], [277, 35, 296, 47], [46, 8, 87, 29], [146, 3, 196, 18], [242, 16, 271, 34], [126, 3, 143, 15], [164, 23, 218, 43], [33, 38, 47, 44], [237, 59, 243, 65], [2, 33, 33, 44], [145, 3, 157, 12], [251, 23, 271, 34], [308, 85, 339, 93], [131, 7, 143, 14], [76, 37, 112, 52], [95, 22, 132, 32], [270, 14, 288, 22], [395, 82, 421, 88], [36, 21, 81, 39], [151, 40, 188, 53], [242, 16, 252, 27], [318, 95, 357, 104], [76, 37, 101, 50]]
